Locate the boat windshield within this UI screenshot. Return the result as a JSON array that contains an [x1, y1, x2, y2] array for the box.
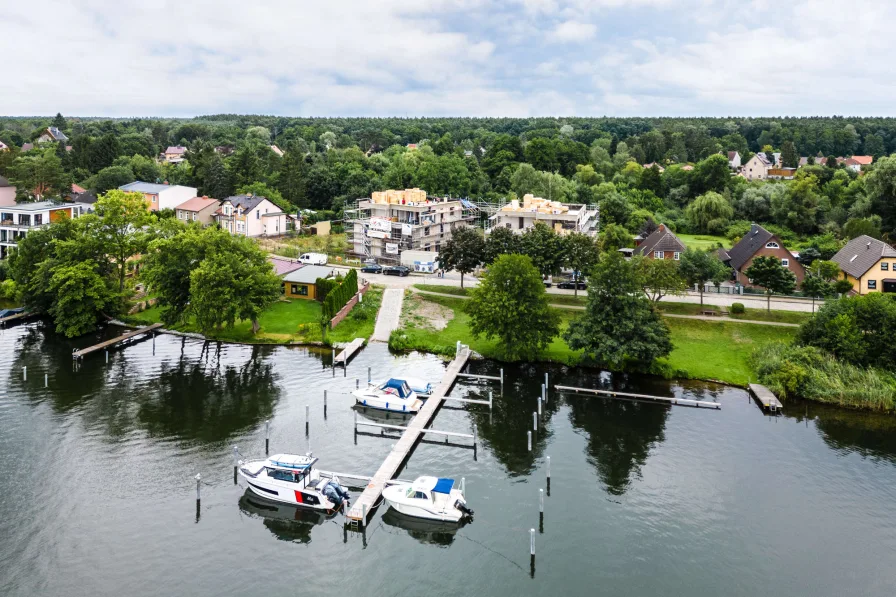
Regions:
[[381, 379, 412, 399], [267, 468, 308, 484], [406, 488, 429, 500]]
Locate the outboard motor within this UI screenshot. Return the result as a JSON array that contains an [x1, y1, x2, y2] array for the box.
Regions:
[[322, 483, 343, 505], [455, 499, 474, 518]]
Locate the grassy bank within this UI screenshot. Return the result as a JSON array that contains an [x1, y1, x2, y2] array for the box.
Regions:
[[390, 293, 796, 386], [257, 233, 350, 262], [677, 233, 728, 250], [125, 288, 382, 344]]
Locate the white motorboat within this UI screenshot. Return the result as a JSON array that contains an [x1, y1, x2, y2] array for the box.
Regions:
[[237, 453, 350, 511], [352, 378, 423, 413], [382, 476, 473, 522]]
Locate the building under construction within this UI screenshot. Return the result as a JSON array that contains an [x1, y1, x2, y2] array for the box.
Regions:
[[345, 189, 480, 264]]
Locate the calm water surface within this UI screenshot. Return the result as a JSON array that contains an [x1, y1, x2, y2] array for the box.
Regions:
[[1, 322, 895, 596]]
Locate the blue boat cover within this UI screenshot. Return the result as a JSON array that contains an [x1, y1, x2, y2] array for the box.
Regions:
[[381, 378, 412, 399], [432, 478, 455, 494]]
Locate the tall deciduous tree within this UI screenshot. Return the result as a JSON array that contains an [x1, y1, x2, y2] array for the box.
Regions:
[[465, 254, 560, 361], [438, 226, 484, 288], [8, 148, 68, 201], [598, 223, 633, 252], [141, 223, 208, 325], [483, 225, 519, 264], [94, 190, 154, 291], [685, 191, 734, 234], [636, 256, 687, 302], [564, 252, 672, 367], [562, 232, 599, 296], [519, 222, 563, 278], [678, 248, 730, 305], [47, 260, 116, 337], [744, 255, 797, 312]]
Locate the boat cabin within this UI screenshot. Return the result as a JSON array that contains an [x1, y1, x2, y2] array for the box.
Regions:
[[381, 379, 413, 398], [264, 454, 318, 488], [405, 477, 455, 501]]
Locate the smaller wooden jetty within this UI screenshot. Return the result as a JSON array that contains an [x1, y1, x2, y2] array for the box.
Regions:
[[346, 346, 471, 527], [72, 323, 163, 360], [554, 385, 721, 409], [0, 311, 37, 326], [334, 337, 365, 367], [748, 384, 783, 412]]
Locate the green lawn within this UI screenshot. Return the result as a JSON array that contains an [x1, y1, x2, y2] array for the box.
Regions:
[[412, 283, 469, 296], [327, 286, 384, 343], [126, 298, 324, 343], [392, 293, 797, 386], [677, 233, 729, 250]]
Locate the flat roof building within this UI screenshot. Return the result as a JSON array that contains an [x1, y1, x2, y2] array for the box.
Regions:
[[487, 193, 598, 236]]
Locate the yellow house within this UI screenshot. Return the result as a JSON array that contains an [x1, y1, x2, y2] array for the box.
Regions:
[[281, 265, 335, 300], [831, 235, 896, 295]]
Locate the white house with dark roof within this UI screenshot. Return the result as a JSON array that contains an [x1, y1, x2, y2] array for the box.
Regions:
[[727, 151, 741, 169], [119, 181, 198, 212], [743, 153, 772, 180], [215, 194, 288, 237], [37, 127, 68, 144]]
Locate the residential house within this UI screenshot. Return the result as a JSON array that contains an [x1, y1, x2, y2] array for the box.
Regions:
[[844, 156, 873, 173], [743, 153, 772, 180], [175, 196, 221, 226], [642, 162, 665, 172], [0, 141, 8, 152], [37, 127, 68, 144], [281, 265, 335, 300], [487, 193, 599, 236], [345, 188, 478, 263], [633, 224, 687, 260], [831, 235, 896, 295], [767, 168, 797, 180], [163, 146, 187, 163], [727, 151, 741, 169], [215, 194, 288, 237], [20, 143, 33, 153], [119, 181, 198, 212], [1, 201, 87, 259], [309, 220, 331, 236], [681, 164, 694, 171], [63, 183, 98, 204], [0, 176, 15, 207], [214, 145, 234, 156], [270, 145, 284, 157], [724, 223, 804, 287]]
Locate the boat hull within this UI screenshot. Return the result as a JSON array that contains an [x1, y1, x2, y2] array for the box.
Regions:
[[382, 485, 467, 522], [352, 391, 422, 413], [238, 464, 341, 511]]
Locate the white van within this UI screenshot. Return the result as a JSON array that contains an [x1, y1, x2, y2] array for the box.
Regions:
[[299, 252, 328, 265]]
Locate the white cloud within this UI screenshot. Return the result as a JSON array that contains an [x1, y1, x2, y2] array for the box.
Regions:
[[550, 20, 597, 43]]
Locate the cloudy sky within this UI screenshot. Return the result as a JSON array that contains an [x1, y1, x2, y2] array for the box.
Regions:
[[3, 0, 893, 117]]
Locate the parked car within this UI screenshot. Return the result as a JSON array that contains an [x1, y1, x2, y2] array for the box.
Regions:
[[299, 252, 328, 265], [361, 263, 383, 274], [557, 280, 587, 290], [383, 266, 410, 277]]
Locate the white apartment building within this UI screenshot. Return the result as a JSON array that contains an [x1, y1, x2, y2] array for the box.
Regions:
[[0, 201, 89, 259], [346, 188, 476, 263], [487, 194, 598, 236]]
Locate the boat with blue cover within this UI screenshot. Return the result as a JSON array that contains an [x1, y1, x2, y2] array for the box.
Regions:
[[352, 378, 424, 413], [382, 476, 473, 522], [237, 453, 350, 511]]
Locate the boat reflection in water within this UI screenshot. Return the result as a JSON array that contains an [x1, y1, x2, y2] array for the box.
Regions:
[[238, 490, 337, 544], [354, 405, 415, 426], [382, 508, 468, 547]]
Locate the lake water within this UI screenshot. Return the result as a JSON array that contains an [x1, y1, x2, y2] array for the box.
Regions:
[[1, 322, 895, 597]]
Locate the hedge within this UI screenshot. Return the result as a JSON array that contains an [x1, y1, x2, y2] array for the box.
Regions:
[[322, 269, 358, 321]]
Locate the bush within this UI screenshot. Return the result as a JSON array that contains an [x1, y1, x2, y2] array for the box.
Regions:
[[731, 302, 745, 314], [321, 269, 358, 321]]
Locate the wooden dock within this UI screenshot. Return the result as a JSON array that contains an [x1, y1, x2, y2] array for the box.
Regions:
[[346, 346, 471, 527], [0, 311, 37, 325], [554, 385, 721, 409], [334, 337, 365, 366], [72, 323, 163, 359], [749, 384, 783, 412]]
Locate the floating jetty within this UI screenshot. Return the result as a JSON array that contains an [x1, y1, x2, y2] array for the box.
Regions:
[[748, 384, 783, 412], [346, 346, 472, 527], [334, 337, 365, 367], [0, 311, 37, 326], [554, 385, 721, 409], [72, 323, 163, 360]]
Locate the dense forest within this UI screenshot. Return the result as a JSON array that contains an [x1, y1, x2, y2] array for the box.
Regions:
[[3, 114, 896, 244]]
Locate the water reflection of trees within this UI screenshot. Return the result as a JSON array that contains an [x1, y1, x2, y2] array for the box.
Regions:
[[567, 397, 669, 496], [785, 401, 896, 464]]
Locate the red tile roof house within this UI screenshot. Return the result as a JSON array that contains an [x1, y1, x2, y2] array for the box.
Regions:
[[633, 224, 687, 260], [723, 223, 805, 288], [175, 196, 221, 226]]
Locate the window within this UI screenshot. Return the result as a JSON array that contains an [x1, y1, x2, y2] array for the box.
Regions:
[[765, 242, 780, 249], [673, 252, 680, 261], [654, 251, 664, 259], [256, 210, 260, 220], [882, 262, 889, 271], [18, 214, 31, 226], [782, 259, 789, 266], [34, 214, 43, 226], [191, 213, 196, 221], [868, 280, 877, 290], [291, 284, 308, 296], [152, 195, 157, 203]]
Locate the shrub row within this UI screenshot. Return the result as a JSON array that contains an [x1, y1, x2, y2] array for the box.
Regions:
[[321, 269, 358, 321]]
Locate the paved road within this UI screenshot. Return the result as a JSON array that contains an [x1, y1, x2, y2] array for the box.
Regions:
[[370, 288, 404, 342]]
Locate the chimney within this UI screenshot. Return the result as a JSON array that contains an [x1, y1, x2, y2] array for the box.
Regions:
[[658, 224, 665, 232], [867, 242, 871, 249]]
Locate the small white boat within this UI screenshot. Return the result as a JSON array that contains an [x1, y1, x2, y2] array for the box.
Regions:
[[238, 453, 350, 511], [353, 378, 423, 413], [382, 476, 473, 522]]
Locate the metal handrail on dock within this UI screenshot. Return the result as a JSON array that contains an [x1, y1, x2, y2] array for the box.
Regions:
[[72, 323, 163, 360], [554, 385, 721, 409], [354, 419, 476, 441], [346, 346, 472, 527]]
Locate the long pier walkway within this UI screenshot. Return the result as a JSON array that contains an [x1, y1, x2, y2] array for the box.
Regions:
[[346, 345, 471, 526], [72, 323, 163, 359]]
